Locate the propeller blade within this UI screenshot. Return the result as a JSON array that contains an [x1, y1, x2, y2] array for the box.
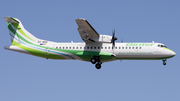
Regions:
[[111, 29, 117, 49]]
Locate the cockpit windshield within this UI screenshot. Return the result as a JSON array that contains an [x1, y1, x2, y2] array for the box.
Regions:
[[157, 44, 167, 48]]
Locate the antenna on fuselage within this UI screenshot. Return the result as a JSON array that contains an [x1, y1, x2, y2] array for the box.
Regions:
[[121, 39, 123, 43]]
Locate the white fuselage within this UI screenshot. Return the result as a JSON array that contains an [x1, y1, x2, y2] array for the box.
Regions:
[[45, 42, 175, 60], [5, 41, 176, 61]]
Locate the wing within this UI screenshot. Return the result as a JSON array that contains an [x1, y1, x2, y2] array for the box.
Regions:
[[75, 19, 99, 43]]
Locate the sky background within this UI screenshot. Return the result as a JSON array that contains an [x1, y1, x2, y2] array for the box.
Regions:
[[0, 0, 179, 101]]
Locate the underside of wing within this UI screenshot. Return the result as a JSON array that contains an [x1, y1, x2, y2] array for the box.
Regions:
[[75, 19, 99, 43]]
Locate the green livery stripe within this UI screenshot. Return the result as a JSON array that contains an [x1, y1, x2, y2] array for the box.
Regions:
[[56, 49, 114, 62], [14, 41, 66, 59], [116, 55, 175, 60], [59, 49, 111, 56], [8, 23, 45, 47], [13, 18, 17, 21], [8, 23, 32, 45], [12, 23, 35, 41], [8, 23, 45, 48], [8, 23, 78, 59]]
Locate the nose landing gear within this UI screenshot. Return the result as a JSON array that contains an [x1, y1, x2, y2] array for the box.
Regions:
[[162, 60, 166, 65], [91, 56, 102, 69]]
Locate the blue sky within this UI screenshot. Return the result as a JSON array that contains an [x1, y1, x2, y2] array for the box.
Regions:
[[0, 0, 179, 101]]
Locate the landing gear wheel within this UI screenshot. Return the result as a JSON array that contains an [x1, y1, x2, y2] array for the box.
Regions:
[[91, 56, 100, 64], [95, 63, 101, 69], [163, 62, 166, 65], [163, 60, 166, 65], [91, 58, 97, 64]]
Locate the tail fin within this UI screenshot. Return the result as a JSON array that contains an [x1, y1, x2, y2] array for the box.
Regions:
[[4, 17, 39, 45]]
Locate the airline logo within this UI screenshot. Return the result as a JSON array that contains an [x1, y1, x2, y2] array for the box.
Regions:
[[40, 43, 46, 45]]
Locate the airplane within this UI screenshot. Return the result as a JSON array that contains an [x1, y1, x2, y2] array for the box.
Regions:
[[4, 17, 176, 69]]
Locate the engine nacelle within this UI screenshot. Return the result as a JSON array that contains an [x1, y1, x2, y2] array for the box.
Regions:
[[91, 35, 112, 43]]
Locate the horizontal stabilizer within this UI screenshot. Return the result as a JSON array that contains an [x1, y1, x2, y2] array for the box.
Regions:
[[4, 17, 19, 23]]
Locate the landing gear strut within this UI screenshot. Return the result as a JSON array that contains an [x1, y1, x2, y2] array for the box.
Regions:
[[90, 56, 102, 69], [163, 60, 166, 65]]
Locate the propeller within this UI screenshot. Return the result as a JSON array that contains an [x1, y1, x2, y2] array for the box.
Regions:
[[111, 29, 117, 49]]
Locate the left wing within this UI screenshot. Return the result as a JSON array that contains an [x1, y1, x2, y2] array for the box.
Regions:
[[75, 19, 100, 43], [75, 19, 113, 44]]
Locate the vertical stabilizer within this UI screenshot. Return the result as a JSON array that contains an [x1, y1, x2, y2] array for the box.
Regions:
[[4, 17, 39, 45]]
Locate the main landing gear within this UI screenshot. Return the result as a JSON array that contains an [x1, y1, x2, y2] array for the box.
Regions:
[[162, 60, 166, 65], [91, 56, 102, 69]]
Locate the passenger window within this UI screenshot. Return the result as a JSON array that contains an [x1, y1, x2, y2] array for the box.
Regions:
[[66, 47, 68, 49], [139, 47, 141, 49], [69, 47, 71, 49], [108, 47, 110, 49], [115, 47, 117, 49], [63, 47, 65, 49], [132, 47, 134, 49], [94, 47, 96, 49], [87, 47, 89, 49], [98, 47, 100, 49], [56, 47, 58, 49], [122, 47, 124, 49], [76, 47, 78, 49], [101, 47, 103, 49], [80, 47, 82, 49], [129, 47, 131, 49], [119, 47, 121, 49], [126, 47, 127, 49], [59, 47, 61, 49], [105, 47, 107, 49], [91, 47, 93, 49], [136, 47, 138, 49]]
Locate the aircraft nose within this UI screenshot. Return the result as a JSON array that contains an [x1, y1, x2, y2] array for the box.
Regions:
[[170, 50, 176, 57]]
